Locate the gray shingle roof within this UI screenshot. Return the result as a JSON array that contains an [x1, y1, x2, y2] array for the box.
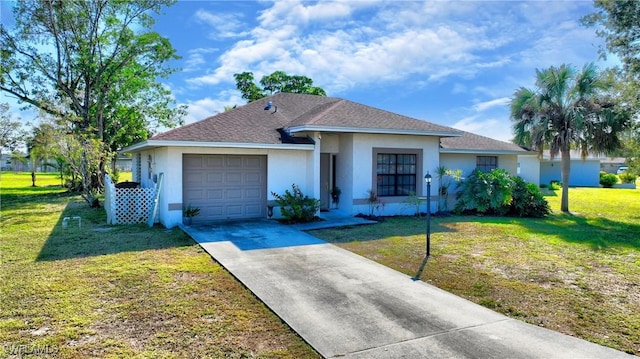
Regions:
[[440, 130, 528, 153], [146, 93, 525, 153], [151, 93, 459, 144]]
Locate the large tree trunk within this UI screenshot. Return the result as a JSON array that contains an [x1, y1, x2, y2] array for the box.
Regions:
[[560, 147, 571, 212]]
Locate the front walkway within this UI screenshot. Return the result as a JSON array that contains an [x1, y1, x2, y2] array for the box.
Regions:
[[181, 218, 632, 358]]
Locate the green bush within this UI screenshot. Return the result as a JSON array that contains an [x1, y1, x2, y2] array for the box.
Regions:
[[549, 181, 562, 190], [510, 177, 551, 218], [599, 172, 618, 188], [271, 184, 320, 223], [454, 169, 513, 216], [454, 169, 550, 218], [618, 172, 637, 184]]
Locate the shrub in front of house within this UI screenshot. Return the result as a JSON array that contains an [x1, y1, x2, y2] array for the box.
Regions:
[[454, 169, 550, 218], [454, 169, 513, 216], [509, 177, 551, 218], [618, 171, 637, 184], [271, 184, 320, 223], [599, 171, 618, 188]]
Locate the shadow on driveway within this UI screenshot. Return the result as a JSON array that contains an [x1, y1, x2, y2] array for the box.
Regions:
[[181, 220, 326, 251]]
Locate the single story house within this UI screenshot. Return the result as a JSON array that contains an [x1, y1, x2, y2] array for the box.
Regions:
[[599, 156, 626, 174], [123, 93, 533, 227], [539, 150, 609, 187]]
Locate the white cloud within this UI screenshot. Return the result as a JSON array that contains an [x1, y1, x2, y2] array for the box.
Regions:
[[174, 0, 606, 145], [451, 83, 467, 94], [452, 116, 512, 142], [183, 47, 219, 73], [181, 91, 244, 124], [257, 0, 357, 29], [472, 97, 510, 112], [194, 9, 249, 39], [186, 1, 516, 92]]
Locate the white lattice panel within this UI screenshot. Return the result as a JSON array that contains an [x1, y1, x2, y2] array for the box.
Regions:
[[114, 188, 156, 224]]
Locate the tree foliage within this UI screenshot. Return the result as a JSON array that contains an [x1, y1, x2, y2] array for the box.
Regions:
[[583, 1, 640, 175], [510, 63, 630, 212], [0, 0, 185, 205], [582, 0, 640, 85], [234, 71, 326, 102], [0, 103, 24, 158]]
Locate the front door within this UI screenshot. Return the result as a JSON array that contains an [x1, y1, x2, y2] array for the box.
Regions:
[[320, 153, 330, 210]]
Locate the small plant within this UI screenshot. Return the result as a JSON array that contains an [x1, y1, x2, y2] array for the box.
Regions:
[[402, 191, 422, 217], [510, 177, 551, 218], [366, 189, 384, 217], [435, 166, 462, 212], [618, 171, 637, 184], [271, 184, 320, 223], [331, 186, 342, 206], [183, 204, 201, 218], [599, 171, 618, 188], [549, 181, 562, 191]]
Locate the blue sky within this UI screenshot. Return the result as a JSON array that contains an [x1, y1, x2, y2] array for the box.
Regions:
[[1, 1, 617, 142]]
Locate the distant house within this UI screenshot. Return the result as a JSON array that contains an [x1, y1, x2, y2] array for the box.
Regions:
[[599, 156, 626, 174], [123, 93, 533, 227], [115, 156, 132, 172], [1, 153, 28, 172], [440, 131, 537, 185], [538, 150, 615, 187]]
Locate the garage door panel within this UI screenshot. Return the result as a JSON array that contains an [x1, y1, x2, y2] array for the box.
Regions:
[[206, 189, 224, 200], [206, 156, 224, 168], [184, 156, 203, 168], [245, 172, 262, 184], [245, 204, 262, 216], [204, 205, 224, 217], [226, 156, 243, 167], [245, 188, 261, 200], [184, 188, 204, 201], [226, 188, 242, 200], [245, 157, 262, 168], [226, 205, 243, 216], [226, 172, 242, 183], [207, 172, 224, 185], [183, 154, 266, 222], [184, 172, 204, 185]]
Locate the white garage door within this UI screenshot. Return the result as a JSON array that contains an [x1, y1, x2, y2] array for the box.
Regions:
[[183, 154, 267, 222]]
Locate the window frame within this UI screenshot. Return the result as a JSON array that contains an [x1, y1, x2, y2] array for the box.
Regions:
[[372, 148, 423, 198], [476, 156, 498, 172]]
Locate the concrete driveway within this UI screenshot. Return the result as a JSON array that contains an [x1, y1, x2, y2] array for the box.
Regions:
[[181, 219, 633, 359]]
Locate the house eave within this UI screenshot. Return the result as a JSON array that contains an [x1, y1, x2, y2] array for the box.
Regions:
[[439, 149, 529, 155], [287, 125, 462, 137], [121, 140, 315, 153]]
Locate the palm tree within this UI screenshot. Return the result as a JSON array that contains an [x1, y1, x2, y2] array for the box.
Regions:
[[510, 63, 630, 212]]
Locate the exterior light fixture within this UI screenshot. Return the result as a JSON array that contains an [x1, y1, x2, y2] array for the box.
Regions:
[[424, 172, 432, 259]]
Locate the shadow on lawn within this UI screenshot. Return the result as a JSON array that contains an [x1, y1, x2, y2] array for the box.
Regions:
[[311, 215, 456, 243], [461, 214, 640, 251], [318, 213, 640, 251], [1, 186, 70, 210], [36, 199, 191, 262]]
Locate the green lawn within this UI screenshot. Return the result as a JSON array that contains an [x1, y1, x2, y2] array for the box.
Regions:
[[310, 187, 640, 355], [0, 172, 318, 358]]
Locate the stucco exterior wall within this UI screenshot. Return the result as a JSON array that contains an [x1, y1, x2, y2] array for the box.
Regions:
[[440, 153, 518, 178], [345, 134, 440, 216], [517, 155, 540, 186], [137, 146, 313, 228], [540, 159, 600, 187], [335, 134, 355, 215]]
